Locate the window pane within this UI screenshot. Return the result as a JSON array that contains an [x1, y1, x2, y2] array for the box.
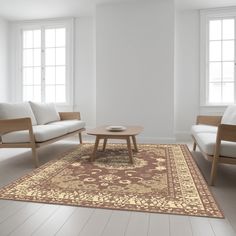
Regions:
[[56, 28, 66, 47], [209, 62, 221, 82], [45, 48, 55, 66], [22, 26, 68, 104], [33, 30, 41, 48], [45, 66, 55, 85], [23, 86, 34, 101], [23, 31, 33, 48], [209, 41, 221, 61], [210, 20, 221, 40], [34, 49, 41, 66], [33, 86, 41, 102], [56, 48, 65, 65], [56, 66, 65, 84], [56, 85, 66, 103], [45, 29, 55, 47], [23, 49, 33, 67], [45, 85, 55, 102], [209, 82, 221, 103], [34, 67, 41, 85], [223, 62, 234, 82], [223, 19, 234, 40], [222, 82, 234, 103], [222, 40, 234, 61], [23, 67, 33, 85]]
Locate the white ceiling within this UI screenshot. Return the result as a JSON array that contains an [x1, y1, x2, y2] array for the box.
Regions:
[[0, 0, 141, 20], [0, 0, 236, 21], [176, 0, 236, 10], [0, 0, 95, 21]]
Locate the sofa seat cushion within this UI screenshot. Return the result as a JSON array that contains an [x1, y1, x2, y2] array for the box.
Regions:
[[191, 125, 217, 137], [48, 120, 86, 133], [1, 125, 67, 143], [194, 132, 236, 158]]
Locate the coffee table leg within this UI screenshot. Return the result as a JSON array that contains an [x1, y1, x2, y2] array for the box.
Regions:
[[132, 135, 138, 152], [127, 137, 134, 164], [91, 136, 100, 161], [102, 138, 107, 151]]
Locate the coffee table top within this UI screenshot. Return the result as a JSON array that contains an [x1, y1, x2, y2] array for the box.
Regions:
[[87, 125, 143, 136]]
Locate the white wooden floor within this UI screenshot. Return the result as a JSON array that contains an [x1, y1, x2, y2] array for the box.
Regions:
[[0, 137, 235, 236]]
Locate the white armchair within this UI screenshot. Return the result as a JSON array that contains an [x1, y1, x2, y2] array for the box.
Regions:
[[191, 105, 236, 185]]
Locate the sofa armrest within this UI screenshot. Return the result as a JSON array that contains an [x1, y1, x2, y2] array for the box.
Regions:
[[59, 112, 81, 121], [217, 124, 236, 142], [196, 116, 222, 126], [0, 117, 32, 134], [0, 117, 35, 144]]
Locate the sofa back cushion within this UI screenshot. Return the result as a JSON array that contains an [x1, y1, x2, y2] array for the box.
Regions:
[[221, 105, 236, 125], [0, 102, 37, 125], [29, 102, 60, 125]]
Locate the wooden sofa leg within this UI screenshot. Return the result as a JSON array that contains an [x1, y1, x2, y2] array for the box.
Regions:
[[31, 146, 39, 168], [79, 133, 83, 144], [210, 155, 219, 186], [193, 142, 197, 151]]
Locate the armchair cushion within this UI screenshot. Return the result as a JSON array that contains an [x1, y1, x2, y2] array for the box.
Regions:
[[193, 129, 236, 158], [0, 102, 37, 125], [29, 102, 60, 125], [221, 105, 236, 125], [191, 125, 217, 136]]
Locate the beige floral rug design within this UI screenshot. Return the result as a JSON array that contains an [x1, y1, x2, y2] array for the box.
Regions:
[[0, 144, 223, 218]]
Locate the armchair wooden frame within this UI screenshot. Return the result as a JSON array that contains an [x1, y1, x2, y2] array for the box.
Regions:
[[0, 112, 85, 168], [192, 115, 236, 185]]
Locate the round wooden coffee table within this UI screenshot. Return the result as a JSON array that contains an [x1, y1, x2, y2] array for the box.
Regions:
[[87, 126, 143, 164]]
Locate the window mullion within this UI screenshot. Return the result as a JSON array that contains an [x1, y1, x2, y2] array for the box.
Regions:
[[234, 17, 236, 104], [221, 20, 223, 103], [41, 27, 46, 103], [206, 20, 210, 104], [20, 30, 24, 102]]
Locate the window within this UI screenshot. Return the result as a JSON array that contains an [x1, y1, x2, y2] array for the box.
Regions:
[[200, 9, 236, 105], [14, 19, 74, 105]]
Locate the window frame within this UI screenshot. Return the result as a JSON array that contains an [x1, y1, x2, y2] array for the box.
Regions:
[[200, 7, 236, 107], [12, 18, 74, 108]]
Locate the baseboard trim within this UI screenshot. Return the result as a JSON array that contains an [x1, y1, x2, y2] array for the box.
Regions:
[[175, 132, 192, 142]]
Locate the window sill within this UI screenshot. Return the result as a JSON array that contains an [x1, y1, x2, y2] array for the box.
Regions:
[[200, 104, 228, 108], [200, 104, 227, 115]]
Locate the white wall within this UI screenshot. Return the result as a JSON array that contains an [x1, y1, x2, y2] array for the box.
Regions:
[[74, 17, 96, 128], [96, 0, 175, 142], [0, 18, 9, 102], [174, 10, 200, 140]]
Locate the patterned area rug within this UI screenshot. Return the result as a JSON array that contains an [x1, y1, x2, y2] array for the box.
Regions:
[[0, 144, 223, 218]]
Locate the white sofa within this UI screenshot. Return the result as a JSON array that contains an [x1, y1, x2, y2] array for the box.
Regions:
[[191, 105, 236, 185], [0, 102, 86, 167]]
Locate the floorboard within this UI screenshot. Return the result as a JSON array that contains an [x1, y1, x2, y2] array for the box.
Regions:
[[0, 201, 26, 224], [148, 213, 170, 236], [10, 204, 59, 236], [125, 212, 149, 236], [169, 215, 193, 236], [209, 218, 236, 236], [56, 207, 94, 236], [189, 217, 215, 236], [102, 210, 131, 236], [32, 205, 76, 236], [79, 209, 112, 236], [0, 203, 41, 236]]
